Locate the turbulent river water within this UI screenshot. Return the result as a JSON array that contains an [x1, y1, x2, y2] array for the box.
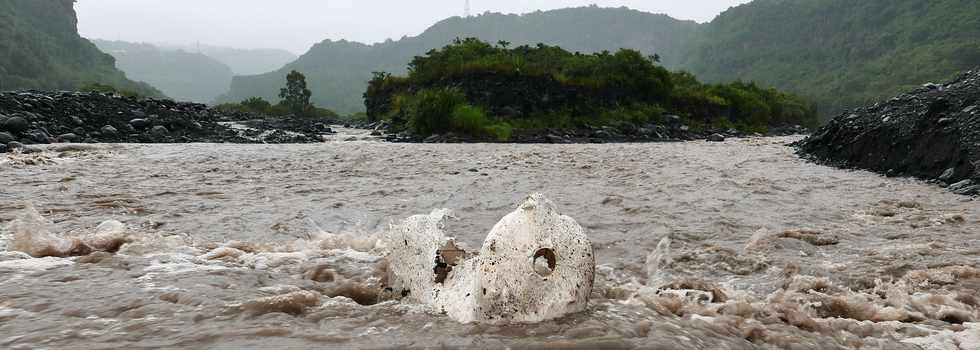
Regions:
[[1, 134, 978, 349]]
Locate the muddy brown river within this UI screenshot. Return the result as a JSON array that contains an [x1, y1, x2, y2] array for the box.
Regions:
[[1, 135, 978, 349]]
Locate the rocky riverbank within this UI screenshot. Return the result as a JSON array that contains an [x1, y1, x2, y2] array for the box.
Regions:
[[0, 91, 336, 153], [796, 68, 980, 195], [371, 118, 808, 144]]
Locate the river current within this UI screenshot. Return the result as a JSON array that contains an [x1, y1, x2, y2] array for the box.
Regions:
[[1, 135, 978, 349]]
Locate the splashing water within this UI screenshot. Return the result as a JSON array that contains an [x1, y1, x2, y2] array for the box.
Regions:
[[0, 137, 978, 349]]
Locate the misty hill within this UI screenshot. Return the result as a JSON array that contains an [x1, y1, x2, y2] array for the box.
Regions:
[[217, 6, 699, 114], [0, 0, 160, 96], [684, 0, 980, 117], [157, 44, 297, 76], [218, 2, 979, 118], [93, 40, 234, 103]]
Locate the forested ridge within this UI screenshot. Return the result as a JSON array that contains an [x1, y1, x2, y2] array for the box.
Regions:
[[220, 1, 979, 120], [217, 6, 699, 114], [0, 0, 160, 96], [93, 40, 234, 103], [684, 0, 980, 117]]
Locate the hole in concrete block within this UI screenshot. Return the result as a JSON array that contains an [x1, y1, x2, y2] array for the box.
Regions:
[[434, 241, 467, 284], [533, 248, 557, 277]]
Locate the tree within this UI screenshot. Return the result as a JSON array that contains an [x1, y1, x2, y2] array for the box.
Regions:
[[279, 70, 313, 116]]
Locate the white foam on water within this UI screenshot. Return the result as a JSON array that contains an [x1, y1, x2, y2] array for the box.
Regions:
[[903, 323, 980, 350], [7, 204, 75, 257]]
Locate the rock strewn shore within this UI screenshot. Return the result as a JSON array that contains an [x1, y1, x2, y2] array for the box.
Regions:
[[796, 68, 980, 195], [0, 91, 335, 153], [371, 119, 808, 144]]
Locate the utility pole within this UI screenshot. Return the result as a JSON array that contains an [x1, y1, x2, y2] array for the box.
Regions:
[[464, 0, 471, 17]]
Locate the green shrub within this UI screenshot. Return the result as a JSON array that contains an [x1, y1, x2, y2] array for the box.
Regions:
[[485, 122, 513, 142], [397, 88, 467, 136]]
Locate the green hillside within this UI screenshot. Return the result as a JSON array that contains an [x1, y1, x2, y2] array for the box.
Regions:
[[218, 2, 979, 119], [0, 0, 160, 96], [93, 40, 234, 103], [217, 6, 699, 114], [683, 0, 980, 117]]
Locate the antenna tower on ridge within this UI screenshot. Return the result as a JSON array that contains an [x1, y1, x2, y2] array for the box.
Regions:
[[464, 0, 471, 17]]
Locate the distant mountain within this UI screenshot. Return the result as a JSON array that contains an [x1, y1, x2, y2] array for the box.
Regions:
[[0, 0, 161, 96], [218, 2, 980, 119], [93, 40, 233, 103], [217, 6, 699, 113], [158, 44, 297, 76], [683, 0, 980, 117]]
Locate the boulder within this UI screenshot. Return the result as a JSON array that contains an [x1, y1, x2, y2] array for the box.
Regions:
[[58, 133, 81, 143], [949, 180, 973, 192], [150, 125, 169, 137], [0, 144, 7, 153], [0, 131, 14, 144], [939, 168, 956, 182], [2, 116, 29, 134], [100, 125, 118, 137], [129, 118, 149, 129], [954, 185, 980, 195], [27, 131, 50, 144], [7, 141, 24, 151], [707, 133, 726, 142], [545, 134, 566, 143]]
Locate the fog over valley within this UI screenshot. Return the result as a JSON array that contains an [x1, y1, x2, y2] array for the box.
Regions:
[[76, 0, 750, 53]]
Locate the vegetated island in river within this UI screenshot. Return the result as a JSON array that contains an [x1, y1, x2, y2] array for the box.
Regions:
[[364, 38, 818, 143], [796, 67, 980, 196]]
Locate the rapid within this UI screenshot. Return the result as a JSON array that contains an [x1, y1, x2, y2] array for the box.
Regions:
[[1, 135, 978, 349]]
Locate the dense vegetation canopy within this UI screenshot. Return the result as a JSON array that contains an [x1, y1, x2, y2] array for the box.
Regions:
[[684, 0, 980, 117], [365, 39, 816, 140]]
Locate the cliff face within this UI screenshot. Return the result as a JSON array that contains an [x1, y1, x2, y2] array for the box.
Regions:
[[0, 0, 161, 96]]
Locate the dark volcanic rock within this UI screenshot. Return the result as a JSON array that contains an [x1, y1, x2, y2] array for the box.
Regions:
[[0, 131, 13, 144], [130, 118, 150, 129], [100, 125, 118, 137], [0, 91, 345, 152], [2, 116, 29, 133], [796, 68, 980, 193], [707, 133, 726, 142], [150, 125, 170, 137], [58, 133, 81, 142]]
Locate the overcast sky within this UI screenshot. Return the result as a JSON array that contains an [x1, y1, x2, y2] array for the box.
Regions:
[[76, 0, 749, 54]]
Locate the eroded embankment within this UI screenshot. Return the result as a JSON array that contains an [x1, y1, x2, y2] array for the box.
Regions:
[[797, 68, 980, 195]]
